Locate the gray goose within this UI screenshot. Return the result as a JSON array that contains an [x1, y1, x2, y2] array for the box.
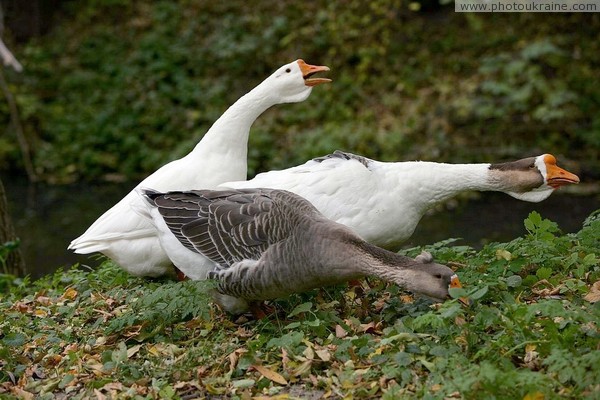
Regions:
[[142, 188, 463, 315]]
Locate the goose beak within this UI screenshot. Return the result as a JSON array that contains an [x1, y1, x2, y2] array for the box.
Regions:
[[544, 154, 580, 189], [297, 59, 331, 87], [450, 274, 470, 306]]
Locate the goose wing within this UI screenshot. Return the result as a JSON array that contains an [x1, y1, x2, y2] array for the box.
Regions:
[[143, 188, 304, 268], [311, 150, 373, 167]]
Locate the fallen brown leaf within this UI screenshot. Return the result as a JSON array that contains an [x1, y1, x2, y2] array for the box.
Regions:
[[14, 301, 32, 313], [228, 348, 248, 374], [281, 348, 290, 370], [303, 345, 315, 361], [35, 296, 52, 306], [11, 387, 35, 400], [43, 354, 62, 367], [532, 280, 561, 297], [584, 281, 600, 303], [335, 325, 347, 338], [252, 364, 288, 385], [62, 287, 78, 301], [126, 344, 142, 359], [360, 321, 382, 335], [315, 348, 331, 362], [400, 294, 415, 303], [34, 309, 48, 318], [101, 382, 123, 391], [93, 388, 107, 400], [292, 360, 312, 377]]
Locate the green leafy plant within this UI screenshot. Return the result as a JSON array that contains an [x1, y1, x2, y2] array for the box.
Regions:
[[106, 279, 216, 339]]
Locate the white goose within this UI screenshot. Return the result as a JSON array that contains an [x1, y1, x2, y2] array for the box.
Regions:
[[68, 59, 330, 277], [136, 151, 579, 281], [141, 188, 463, 314], [224, 151, 580, 249]]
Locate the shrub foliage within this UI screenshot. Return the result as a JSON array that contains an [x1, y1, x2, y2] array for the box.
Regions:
[[1, 2, 598, 182]]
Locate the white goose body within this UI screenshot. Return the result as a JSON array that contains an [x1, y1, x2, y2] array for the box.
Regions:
[[224, 151, 580, 249], [68, 60, 330, 277], [142, 188, 462, 314]]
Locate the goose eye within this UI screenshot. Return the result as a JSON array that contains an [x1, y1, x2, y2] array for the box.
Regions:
[[285, 68, 291, 73], [529, 163, 536, 169], [434, 274, 442, 279]]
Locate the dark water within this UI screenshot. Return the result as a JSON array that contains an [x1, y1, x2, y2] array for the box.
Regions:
[[4, 174, 599, 279], [5, 176, 135, 279], [407, 192, 599, 248]]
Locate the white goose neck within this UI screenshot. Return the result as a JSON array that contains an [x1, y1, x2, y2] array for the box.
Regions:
[[191, 83, 277, 156], [384, 161, 493, 209]]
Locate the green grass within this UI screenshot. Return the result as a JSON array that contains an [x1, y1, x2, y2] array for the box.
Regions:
[[1, 210, 599, 399]]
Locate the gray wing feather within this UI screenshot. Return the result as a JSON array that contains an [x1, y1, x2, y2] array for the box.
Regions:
[[312, 150, 372, 168], [143, 190, 204, 253], [145, 188, 311, 269]]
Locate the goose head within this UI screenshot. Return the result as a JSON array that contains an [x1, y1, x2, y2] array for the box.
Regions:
[[390, 251, 463, 302], [262, 59, 331, 104], [490, 154, 579, 202]]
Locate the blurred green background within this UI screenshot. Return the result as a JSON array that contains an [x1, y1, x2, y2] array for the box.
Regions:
[[1, 0, 598, 185]]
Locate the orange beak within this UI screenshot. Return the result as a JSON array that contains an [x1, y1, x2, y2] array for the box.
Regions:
[[544, 154, 580, 189], [450, 274, 470, 306], [297, 59, 331, 87]]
